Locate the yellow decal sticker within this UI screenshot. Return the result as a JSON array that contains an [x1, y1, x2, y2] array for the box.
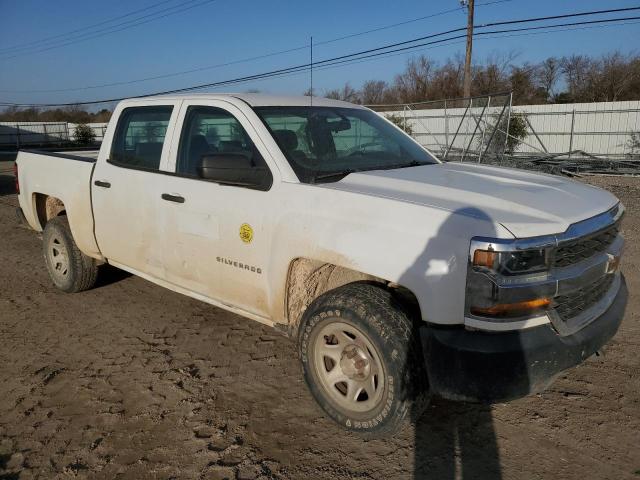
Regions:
[[239, 223, 254, 243]]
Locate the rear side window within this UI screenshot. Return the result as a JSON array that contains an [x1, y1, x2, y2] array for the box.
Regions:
[[110, 106, 173, 170]]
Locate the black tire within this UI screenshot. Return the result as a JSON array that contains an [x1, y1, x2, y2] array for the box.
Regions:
[[42, 216, 98, 293], [298, 282, 429, 438]]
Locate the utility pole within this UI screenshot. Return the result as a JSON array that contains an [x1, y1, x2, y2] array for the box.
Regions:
[[462, 0, 474, 98]]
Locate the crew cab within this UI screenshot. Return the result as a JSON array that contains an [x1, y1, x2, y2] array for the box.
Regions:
[[15, 94, 627, 437]]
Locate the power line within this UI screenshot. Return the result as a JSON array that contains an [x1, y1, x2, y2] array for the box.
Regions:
[[0, 0, 178, 54], [5, 2, 632, 95], [315, 17, 640, 72], [2, 15, 636, 107], [228, 7, 640, 85], [0, 0, 513, 93], [4, 3, 637, 94], [211, 18, 640, 93], [315, 0, 512, 47], [0, 0, 218, 60], [2, 11, 639, 107]]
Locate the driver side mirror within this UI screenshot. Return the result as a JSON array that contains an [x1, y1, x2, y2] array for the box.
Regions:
[[197, 152, 272, 190]]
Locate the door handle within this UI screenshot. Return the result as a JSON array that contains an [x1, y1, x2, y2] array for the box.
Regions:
[[161, 193, 185, 204], [94, 180, 111, 188]]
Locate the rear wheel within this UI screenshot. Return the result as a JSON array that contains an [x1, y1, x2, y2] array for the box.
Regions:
[[43, 216, 98, 293], [298, 282, 429, 438]]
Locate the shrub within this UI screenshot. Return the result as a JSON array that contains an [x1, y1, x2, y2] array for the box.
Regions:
[[74, 123, 96, 145], [479, 112, 528, 155], [505, 113, 528, 154], [385, 113, 413, 135], [627, 132, 640, 154]]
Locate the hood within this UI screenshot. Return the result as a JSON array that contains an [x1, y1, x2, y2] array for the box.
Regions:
[[321, 162, 619, 238]]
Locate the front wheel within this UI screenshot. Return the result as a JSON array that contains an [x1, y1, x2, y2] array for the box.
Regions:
[[298, 282, 428, 438]]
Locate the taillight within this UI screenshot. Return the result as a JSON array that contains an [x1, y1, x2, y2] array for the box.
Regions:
[[13, 162, 19, 194]]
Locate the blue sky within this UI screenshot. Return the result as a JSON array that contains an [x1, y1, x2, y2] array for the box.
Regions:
[[0, 0, 639, 109]]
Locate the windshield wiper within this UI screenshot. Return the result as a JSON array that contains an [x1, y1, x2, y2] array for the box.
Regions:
[[370, 160, 425, 172], [310, 161, 428, 184], [311, 169, 358, 184]]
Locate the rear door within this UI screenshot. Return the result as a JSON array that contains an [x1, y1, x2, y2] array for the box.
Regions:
[[92, 100, 181, 278], [160, 99, 277, 318]]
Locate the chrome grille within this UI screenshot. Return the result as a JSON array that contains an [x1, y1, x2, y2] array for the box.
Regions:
[[553, 274, 615, 321], [553, 223, 619, 268]]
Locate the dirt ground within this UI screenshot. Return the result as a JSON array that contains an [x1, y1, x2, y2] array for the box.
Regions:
[[0, 162, 639, 480]]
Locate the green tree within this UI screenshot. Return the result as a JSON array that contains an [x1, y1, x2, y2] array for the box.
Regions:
[[385, 113, 413, 135], [74, 123, 96, 145], [627, 132, 640, 154], [505, 113, 528, 154], [479, 112, 528, 155]]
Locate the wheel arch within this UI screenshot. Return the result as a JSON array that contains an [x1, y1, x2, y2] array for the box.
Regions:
[[284, 257, 421, 335], [31, 192, 103, 261], [34, 193, 66, 229]]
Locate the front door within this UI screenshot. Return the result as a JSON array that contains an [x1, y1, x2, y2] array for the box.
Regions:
[[160, 100, 276, 318]]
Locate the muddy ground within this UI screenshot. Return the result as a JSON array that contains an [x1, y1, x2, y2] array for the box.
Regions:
[[0, 163, 638, 480]]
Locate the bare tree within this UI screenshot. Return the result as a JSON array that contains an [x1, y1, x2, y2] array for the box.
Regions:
[[472, 52, 516, 96], [430, 58, 464, 100], [600, 51, 640, 101], [0, 104, 111, 123], [510, 64, 545, 105], [8, 50, 640, 126], [536, 57, 560, 101], [561, 54, 594, 101], [324, 83, 360, 103], [360, 80, 391, 105], [393, 55, 436, 103]]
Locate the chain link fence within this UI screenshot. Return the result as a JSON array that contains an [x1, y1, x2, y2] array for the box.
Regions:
[[0, 122, 108, 148], [3, 99, 640, 175], [368, 92, 514, 163], [369, 95, 640, 175]]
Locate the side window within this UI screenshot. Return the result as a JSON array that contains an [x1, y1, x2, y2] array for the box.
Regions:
[[110, 106, 173, 170], [177, 106, 263, 177]]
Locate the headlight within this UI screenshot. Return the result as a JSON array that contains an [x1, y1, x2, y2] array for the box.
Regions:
[[467, 237, 554, 320], [472, 247, 549, 275]]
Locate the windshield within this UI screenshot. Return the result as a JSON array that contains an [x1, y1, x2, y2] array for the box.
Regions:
[[254, 106, 438, 183]]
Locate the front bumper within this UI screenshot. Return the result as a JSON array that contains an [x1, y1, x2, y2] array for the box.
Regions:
[[420, 275, 628, 402]]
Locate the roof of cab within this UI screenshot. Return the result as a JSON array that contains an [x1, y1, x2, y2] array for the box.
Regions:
[[125, 92, 367, 109]]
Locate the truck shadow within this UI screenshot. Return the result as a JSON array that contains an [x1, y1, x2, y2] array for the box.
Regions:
[[412, 399, 501, 479], [94, 264, 132, 289], [0, 174, 16, 196], [398, 207, 527, 479]]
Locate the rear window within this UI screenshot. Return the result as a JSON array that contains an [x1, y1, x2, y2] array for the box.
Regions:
[[110, 106, 173, 170]]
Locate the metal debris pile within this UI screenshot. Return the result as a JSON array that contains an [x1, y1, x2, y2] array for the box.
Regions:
[[524, 150, 640, 177]]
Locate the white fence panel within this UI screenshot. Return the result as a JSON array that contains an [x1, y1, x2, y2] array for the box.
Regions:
[[378, 100, 640, 158]]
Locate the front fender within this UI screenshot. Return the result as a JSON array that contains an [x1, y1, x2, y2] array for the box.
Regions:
[[266, 184, 512, 326]]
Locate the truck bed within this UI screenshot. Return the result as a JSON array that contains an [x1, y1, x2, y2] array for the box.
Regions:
[[21, 148, 99, 162], [16, 148, 102, 259]]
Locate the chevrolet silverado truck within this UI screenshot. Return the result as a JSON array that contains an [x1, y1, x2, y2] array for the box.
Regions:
[[15, 94, 627, 437]]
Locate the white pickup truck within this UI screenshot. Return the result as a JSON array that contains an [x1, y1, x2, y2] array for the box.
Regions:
[[16, 93, 627, 437]]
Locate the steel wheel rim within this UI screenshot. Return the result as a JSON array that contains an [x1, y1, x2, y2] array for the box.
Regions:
[[312, 320, 385, 414], [48, 236, 69, 280]]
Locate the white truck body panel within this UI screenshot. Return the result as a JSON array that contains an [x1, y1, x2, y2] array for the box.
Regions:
[[324, 162, 618, 238], [17, 150, 102, 259], [15, 93, 620, 331]]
